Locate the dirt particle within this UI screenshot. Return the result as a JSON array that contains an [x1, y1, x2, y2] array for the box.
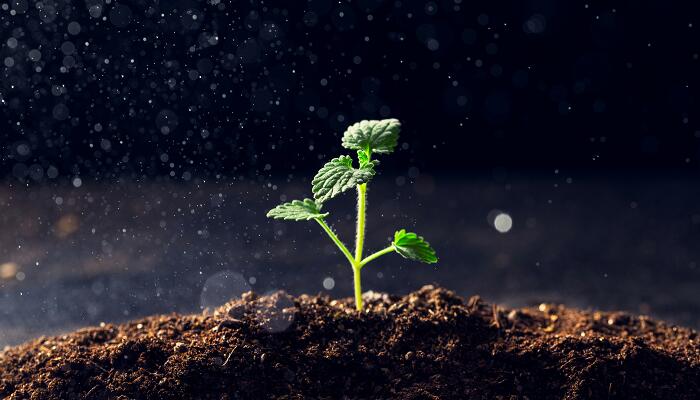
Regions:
[[227, 304, 246, 319], [241, 291, 257, 302], [507, 309, 520, 321]]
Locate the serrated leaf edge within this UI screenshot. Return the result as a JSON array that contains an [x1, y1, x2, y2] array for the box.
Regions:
[[311, 155, 376, 203], [341, 119, 400, 154], [266, 198, 329, 221], [391, 229, 438, 264]]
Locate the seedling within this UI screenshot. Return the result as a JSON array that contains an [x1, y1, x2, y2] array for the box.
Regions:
[[267, 119, 438, 311]]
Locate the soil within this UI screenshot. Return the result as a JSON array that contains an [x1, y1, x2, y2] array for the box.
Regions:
[[1, 286, 699, 400]]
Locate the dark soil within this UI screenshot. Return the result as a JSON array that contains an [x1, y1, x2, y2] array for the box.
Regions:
[[1, 286, 699, 400]]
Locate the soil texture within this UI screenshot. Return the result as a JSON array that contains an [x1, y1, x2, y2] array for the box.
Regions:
[[1, 285, 699, 399]]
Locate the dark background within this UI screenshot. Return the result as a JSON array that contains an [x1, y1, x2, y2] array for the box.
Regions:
[[2, 0, 699, 181]]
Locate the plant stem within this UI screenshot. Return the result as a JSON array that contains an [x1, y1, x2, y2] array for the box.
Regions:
[[315, 219, 355, 265], [353, 265, 363, 311], [359, 246, 395, 268], [352, 183, 368, 311], [355, 183, 367, 261]]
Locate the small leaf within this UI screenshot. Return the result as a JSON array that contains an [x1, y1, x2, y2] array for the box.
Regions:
[[342, 119, 400, 154], [312, 155, 376, 203], [392, 229, 438, 264], [357, 149, 380, 169], [357, 149, 370, 167], [266, 199, 328, 221]]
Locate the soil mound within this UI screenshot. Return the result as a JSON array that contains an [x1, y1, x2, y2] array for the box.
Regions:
[[1, 286, 699, 399]]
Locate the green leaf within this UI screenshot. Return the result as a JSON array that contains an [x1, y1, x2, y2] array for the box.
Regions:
[[342, 119, 400, 154], [356, 149, 380, 169], [266, 199, 328, 221], [357, 149, 370, 167], [312, 156, 376, 203], [392, 229, 438, 264]]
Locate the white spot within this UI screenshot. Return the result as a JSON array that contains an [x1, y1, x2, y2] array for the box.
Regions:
[[322, 277, 335, 290], [426, 38, 440, 51], [494, 213, 513, 233], [200, 270, 249, 312], [28, 49, 41, 61]]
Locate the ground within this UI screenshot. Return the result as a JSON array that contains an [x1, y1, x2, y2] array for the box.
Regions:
[[1, 286, 698, 399]]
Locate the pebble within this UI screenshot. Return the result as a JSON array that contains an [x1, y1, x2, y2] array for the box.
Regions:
[[227, 304, 247, 319], [173, 342, 187, 353], [212, 319, 242, 332], [241, 291, 257, 302], [387, 303, 406, 313]]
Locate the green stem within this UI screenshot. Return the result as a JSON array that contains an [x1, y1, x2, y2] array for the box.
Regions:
[[353, 266, 363, 311], [359, 246, 395, 268], [355, 183, 367, 262], [352, 183, 368, 311], [315, 219, 355, 265]]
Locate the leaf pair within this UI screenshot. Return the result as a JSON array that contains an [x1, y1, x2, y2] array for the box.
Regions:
[[267, 119, 401, 220], [266, 201, 439, 264], [310, 119, 400, 204]]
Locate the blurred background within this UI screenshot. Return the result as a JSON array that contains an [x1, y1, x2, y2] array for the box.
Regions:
[[2, 0, 700, 346]]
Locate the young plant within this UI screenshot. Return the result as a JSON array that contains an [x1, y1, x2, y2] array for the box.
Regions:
[[267, 119, 437, 311]]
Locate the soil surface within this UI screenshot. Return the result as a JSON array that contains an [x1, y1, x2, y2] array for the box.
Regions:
[[1, 286, 699, 400]]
